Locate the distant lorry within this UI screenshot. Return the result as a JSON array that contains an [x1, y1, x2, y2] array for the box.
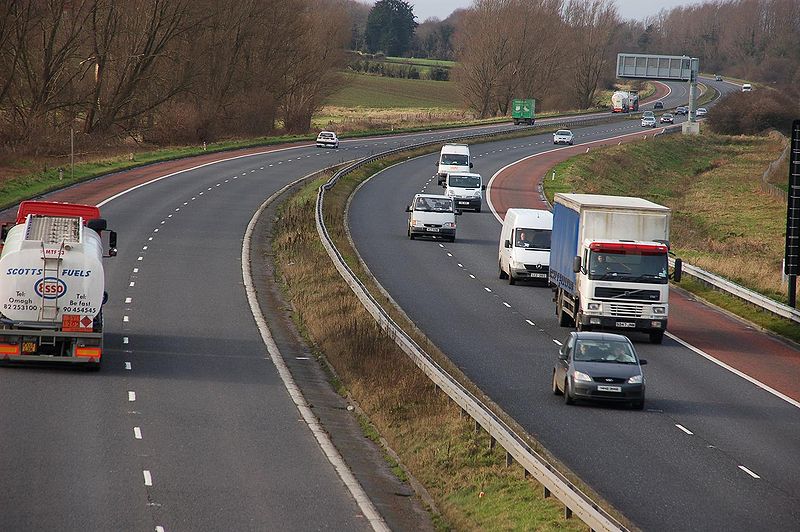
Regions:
[[628, 90, 639, 111], [611, 91, 631, 113], [511, 99, 536, 125], [549, 194, 681, 344], [0, 201, 117, 368]]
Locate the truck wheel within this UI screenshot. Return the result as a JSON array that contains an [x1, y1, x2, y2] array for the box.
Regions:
[[649, 331, 664, 344], [576, 315, 588, 332], [557, 295, 572, 327], [552, 370, 562, 395]]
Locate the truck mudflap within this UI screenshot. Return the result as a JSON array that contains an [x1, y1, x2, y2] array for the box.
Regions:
[[0, 328, 103, 367]]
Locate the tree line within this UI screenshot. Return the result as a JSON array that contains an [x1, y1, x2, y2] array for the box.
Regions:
[[0, 0, 349, 153]]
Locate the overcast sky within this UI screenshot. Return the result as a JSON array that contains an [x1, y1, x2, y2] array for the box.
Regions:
[[410, 0, 711, 22]]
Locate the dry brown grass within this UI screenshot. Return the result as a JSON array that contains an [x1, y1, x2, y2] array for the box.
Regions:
[[271, 169, 597, 530]]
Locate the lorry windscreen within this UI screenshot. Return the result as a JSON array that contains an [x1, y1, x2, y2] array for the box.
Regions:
[[588, 251, 668, 284], [515, 228, 551, 249], [448, 175, 480, 188], [441, 154, 468, 165]]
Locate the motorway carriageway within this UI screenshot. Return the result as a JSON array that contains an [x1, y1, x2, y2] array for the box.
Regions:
[[347, 77, 800, 530], [0, 79, 695, 531]]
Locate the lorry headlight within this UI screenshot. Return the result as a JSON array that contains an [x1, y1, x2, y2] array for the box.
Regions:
[[587, 302, 602, 312], [652, 306, 665, 315], [627, 374, 643, 384], [573, 371, 592, 382]]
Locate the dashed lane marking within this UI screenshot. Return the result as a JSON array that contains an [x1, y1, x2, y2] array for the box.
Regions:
[[128, 391, 136, 401], [134, 427, 142, 440], [738, 465, 761, 479], [675, 424, 693, 435], [143, 470, 152, 486]]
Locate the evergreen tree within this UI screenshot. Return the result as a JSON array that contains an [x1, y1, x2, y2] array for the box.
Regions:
[[365, 0, 417, 56]]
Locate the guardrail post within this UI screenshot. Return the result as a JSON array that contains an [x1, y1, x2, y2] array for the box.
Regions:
[[565, 506, 573, 519], [543, 486, 550, 498], [506, 451, 513, 467], [489, 436, 496, 450], [474, 419, 481, 433]]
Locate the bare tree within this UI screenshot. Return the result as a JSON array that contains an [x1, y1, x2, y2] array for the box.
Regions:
[[564, 0, 618, 109]]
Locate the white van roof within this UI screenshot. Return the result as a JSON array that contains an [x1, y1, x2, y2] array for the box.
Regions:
[[506, 208, 553, 227], [447, 172, 481, 178], [441, 144, 470, 154]]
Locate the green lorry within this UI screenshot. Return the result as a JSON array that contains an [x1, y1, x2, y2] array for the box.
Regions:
[[511, 98, 536, 125]]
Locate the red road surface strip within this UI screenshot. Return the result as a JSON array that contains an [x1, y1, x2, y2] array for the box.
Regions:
[[488, 131, 800, 404]]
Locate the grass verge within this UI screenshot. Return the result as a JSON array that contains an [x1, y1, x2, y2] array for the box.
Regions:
[[542, 131, 799, 344], [271, 155, 616, 529]]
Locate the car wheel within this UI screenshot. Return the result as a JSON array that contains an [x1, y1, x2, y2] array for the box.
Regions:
[[564, 378, 574, 405], [632, 398, 645, 410], [475, 206, 481, 213], [569, 141, 573, 145], [499, 262, 508, 279], [552, 370, 562, 395], [649, 330, 664, 344]]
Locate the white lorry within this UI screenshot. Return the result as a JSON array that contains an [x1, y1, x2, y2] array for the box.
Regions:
[[0, 201, 117, 368], [549, 194, 681, 344], [498, 208, 552, 284], [611, 91, 630, 113]]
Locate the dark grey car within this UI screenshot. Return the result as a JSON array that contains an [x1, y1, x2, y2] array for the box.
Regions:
[[552, 331, 647, 409]]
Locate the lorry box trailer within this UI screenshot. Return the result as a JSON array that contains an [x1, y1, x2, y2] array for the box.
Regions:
[[511, 99, 536, 125], [549, 194, 680, 344]]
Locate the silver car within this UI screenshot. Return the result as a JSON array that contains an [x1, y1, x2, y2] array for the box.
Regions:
[[553, 129, 574, 145]]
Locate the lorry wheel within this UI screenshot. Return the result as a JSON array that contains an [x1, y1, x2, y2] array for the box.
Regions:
[[552, 370, 562, 395], [649, 331, 664, 344], [557, 296, 572, 327]]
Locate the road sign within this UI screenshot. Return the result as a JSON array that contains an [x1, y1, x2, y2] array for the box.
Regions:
[[616, 53, 698, 81]]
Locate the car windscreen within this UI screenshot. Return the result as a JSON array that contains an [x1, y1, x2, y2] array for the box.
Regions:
[[555, 130, 571, 136], [643, 112, 654, 117], [415, 197, 453, 212], [441, 154, 468, 165], [574, 340, 636, 363], [448, 175, 480, 188], [319, 133, 334, 138], [514, 228, 551, 249]]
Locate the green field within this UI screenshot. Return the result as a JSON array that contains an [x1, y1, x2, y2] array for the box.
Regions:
[[384, 56, 455, 68], [326, 73, 458, 108]]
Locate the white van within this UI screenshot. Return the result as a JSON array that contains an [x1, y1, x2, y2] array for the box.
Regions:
[[742, 83, 752, 92], [437, 144, 472, 185], [443, 172, 485, 212], [498, 208, 553, 284], [406, 194, 461, 242]]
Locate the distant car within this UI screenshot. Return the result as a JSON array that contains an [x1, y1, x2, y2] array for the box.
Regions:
[[674, 106, 688, 115], [552, 331, 647, 409], [641, 115, 657, 128], [714, 74, 723, 81], [653, 101, 664, 109], [742, 83, 752, 92], [553, 129, 574, 145], [696, 107, 708, 117], [660, 113, 674, 124], [316, 131, 339, 149]]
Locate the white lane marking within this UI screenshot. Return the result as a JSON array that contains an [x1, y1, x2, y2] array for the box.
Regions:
[[666, 332, 800, 410], [438, 244, 444, 248], [469, 274, 475, 279], [175, 208, 180, 211], [156, 527, 165, 532], [447, 253, 452, 257], [675, 424, 693, 435], [123, 336, 129, 344], [241, 171, 389, 532], [143, 470, 152, 486], [142, 246, 147, 250], [148, 237, 153, 241], [503, 302, 511, 308], [160, 220, 165, 224], [124, 362, 131, 370], [168, 214, 173, 218], [137, 256, 143, 261], [133, 268, 139, 273], [183, 202, 188, 205], [191, 197, 196, 200], [134, 427, 142, 439], [296, 356, 310, 360], [242, 172, 247, 175], [457, 263, 463, 267], [125, 297, 132, 303], [526, 319, 535, 326], [128, 391, 136, 401], [123, 316, 129, 322], [553, 339, 562, 346], [738, 465, 761, 479], [486, 127, 667, 224], [129, 282, 135, 287], [484, 287, 492, 293], [199, 192, 204, 195]]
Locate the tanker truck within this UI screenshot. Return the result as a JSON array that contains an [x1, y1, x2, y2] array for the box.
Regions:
[[0, 201, 117, 369], [611, 91, 630, 113]]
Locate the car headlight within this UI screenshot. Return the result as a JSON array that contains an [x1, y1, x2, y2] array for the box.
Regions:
[[411, 219, 423, 227], [652, 306, 666, 315], [573, 371, 592, 382], [443, 222, 455, 229], [587, 302, 602, 312], [627, 374, 643, 384]]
